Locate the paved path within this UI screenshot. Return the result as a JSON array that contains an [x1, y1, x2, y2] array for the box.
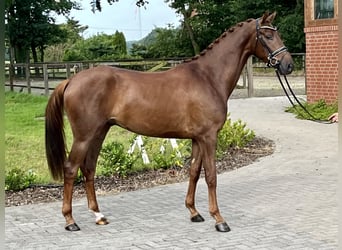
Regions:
[[5, 96, 338, 250]]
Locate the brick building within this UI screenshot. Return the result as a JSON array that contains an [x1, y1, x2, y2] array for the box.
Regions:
[[304, 0, 338, 104]]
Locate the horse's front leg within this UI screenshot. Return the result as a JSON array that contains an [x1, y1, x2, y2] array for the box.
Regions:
[[202, 137, 231, 232], [185, 140, 205, 222]]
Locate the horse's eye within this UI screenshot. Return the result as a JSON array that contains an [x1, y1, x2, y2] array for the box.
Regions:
[[265, 34, 273, 40]]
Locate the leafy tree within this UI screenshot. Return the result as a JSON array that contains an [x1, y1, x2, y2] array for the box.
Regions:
[[129, 43, 148, 58], [44, 18, 88, 62], [183, 0, 235, 51], [230, 0, 304, 53], [112, 31, 127, 55], [275, 0, 305, 52], [63, 32, 128, 61], [130, 26, 193, 58], [62, 18, 89, 44], [5, 0, 80, 66], [165, 0, 201, 54], [145, 26, 184, 58]]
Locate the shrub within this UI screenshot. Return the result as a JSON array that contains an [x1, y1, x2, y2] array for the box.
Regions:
[[151, 139, 191, 169], [5, 168, 37, 191], [98, 141, 138, 177], [216, 117, 255, 158], [97, 116, 255, 176]]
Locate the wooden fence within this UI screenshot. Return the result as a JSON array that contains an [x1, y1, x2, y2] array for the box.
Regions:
[[4, 54, 305, 97]]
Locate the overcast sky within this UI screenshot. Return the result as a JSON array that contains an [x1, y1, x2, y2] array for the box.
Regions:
[[56, 0, 181, 41]]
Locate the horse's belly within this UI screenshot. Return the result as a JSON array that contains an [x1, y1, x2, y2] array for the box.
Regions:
[[112, 110, 196, 139]]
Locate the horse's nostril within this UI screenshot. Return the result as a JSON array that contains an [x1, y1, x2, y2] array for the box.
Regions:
[[287, 63, 294, 73]]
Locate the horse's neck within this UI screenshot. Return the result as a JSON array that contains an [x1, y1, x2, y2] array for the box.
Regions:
[[195, 23, 255, 102]]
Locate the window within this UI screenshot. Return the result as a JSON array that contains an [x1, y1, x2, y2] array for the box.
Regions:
[[315, 0, 334, 19]]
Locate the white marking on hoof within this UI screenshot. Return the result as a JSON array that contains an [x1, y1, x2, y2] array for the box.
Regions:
[[94, 212, 105, 223]]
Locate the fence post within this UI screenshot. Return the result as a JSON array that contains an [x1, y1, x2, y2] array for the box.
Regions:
[[247, 56, 254, 97], [25, 64, 31, 94], [66, 63, 71, 78], [9, 47, 15, 91], [242, 65, 247, 88], [43, 64, 49, 96]]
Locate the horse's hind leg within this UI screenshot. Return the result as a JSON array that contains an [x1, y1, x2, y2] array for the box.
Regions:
[[63, 139, 90, 231], [185, 139, 205, 222], [80, 125, 110, 226]]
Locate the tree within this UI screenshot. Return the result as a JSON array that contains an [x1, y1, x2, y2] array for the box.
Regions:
[[44, 18, 88, 62], [275, 0, 305, 53], [62, 18, 89, 44], [165, 0, 201, 55], [145, 26, 190, 58], [5, 0, 80, 66], [230, 0, 304, 53], [112, 31, 127, 55], [63, 32, 128, 61], [130, 43, 148, 58]]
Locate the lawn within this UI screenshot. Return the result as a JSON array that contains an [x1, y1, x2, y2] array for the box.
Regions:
[[5, 92, 52, 183], [5, 91, 135, 184]]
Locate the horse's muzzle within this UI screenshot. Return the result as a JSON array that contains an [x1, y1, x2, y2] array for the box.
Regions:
[[278, 55, 294, 75]]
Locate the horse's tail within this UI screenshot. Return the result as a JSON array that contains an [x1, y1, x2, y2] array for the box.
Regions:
[[45, 79, 69, 181]]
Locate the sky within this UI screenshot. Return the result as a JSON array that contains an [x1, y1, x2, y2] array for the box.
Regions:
[[56, 0, 181, 41]]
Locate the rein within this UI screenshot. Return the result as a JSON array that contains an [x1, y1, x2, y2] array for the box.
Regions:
[[255, 19, 332, 124], [275, 71, 333, 124]]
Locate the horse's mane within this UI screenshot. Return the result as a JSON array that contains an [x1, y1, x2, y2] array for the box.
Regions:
[[184, 18, 254, 63]]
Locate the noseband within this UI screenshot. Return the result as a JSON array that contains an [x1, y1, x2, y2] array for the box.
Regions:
[[256, 19, 288, 68]]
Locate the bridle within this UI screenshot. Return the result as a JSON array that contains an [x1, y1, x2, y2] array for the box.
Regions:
[[255, 19, 332, 124], [255, 18, 288, 68]]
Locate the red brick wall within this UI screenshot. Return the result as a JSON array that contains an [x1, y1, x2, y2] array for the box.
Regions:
[[304, 25, 338, 104]]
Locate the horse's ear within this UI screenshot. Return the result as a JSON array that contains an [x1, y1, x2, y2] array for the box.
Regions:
[[261, 11, 276, 24], [266, 12, 277, 24]]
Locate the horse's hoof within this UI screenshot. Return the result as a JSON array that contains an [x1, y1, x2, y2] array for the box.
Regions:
[[65, 223, 80, 231], [96, 217, 109, 225], [215, 222, 231, 232], [191, 214, 205, 222]]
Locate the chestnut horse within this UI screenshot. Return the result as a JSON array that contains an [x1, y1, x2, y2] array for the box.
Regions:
[[45, 12, 293, 232]]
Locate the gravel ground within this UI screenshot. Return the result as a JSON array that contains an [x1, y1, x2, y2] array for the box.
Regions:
[[5, 137, 274, 207]]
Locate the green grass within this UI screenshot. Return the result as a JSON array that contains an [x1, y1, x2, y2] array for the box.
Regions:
[[5, 91, 136, 184], [5, 92, 51, 183], [285, 99, 338, 121]]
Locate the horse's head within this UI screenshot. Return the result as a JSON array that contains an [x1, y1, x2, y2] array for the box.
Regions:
[[253, 12, 294, 75]]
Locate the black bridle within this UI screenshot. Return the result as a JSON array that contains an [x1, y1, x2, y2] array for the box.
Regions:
[[255, 18, 288, 68], [255, 19, 332, 124]]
